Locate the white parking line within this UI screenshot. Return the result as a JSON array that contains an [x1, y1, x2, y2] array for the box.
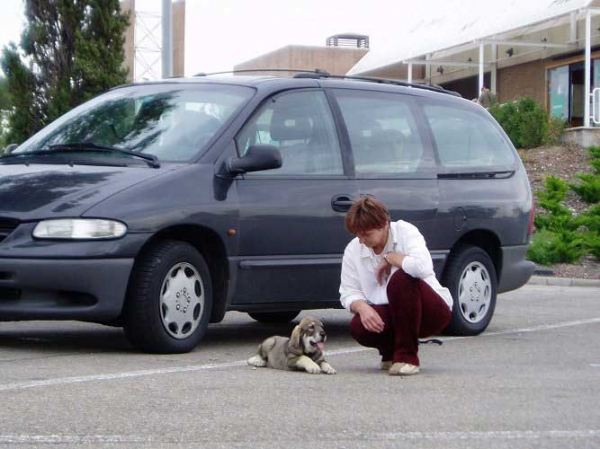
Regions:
[[377, 430, 600, 441], [0, 317, 599, 392], [0, 435, 147, 444], [0, 430, 598, 444], [0, 360, 247, 392]]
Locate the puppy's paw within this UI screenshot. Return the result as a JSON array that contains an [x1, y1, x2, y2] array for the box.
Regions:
[[305, 364, 322, 374], [247, 355, 267, 367], [320, 362, 337, 375]]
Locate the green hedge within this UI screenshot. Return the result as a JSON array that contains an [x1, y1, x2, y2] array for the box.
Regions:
[[528, 147, 600, 264]]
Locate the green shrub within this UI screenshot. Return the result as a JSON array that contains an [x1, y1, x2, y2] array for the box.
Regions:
[[570, 173, 600, 203], [527, 229, 585, 265], [578, 204, 600, 234], [536, 176, 568, 208], [530, 149, 600, 264], [588, 146, 600, 159], [490, 101, 519, 144], [588, 146, 600, 175], [586, 233, 600, 259], [490, 97, 548, 149], [544, 115, 567, 146]]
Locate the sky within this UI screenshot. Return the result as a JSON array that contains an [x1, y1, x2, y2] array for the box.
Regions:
[[0, 0, 591, 79], [182, 0, 402, 75], [0, 0, 25, 66], [0, 0, 405, 78]]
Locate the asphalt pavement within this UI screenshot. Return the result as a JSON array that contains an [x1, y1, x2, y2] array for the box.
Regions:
[[0, 280, 598, 449]]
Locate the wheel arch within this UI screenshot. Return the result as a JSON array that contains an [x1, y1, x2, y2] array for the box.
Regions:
[[132, 224, 229, 324], [445, 229, 502, 283]]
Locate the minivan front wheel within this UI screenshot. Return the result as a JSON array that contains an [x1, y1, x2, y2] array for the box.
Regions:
[[442, 245, 497, 336], [124, 240, 212, 353]]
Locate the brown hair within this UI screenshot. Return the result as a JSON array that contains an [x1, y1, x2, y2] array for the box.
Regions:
[[345, 197, 390, 235]]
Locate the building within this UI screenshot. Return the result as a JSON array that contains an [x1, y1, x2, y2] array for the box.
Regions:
[[234, 34, 369, 77], [349, 0, 600, 136], [232, 0, 600, 145]]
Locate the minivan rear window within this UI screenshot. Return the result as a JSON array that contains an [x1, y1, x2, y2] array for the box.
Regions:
[[15, 84, 254, 162], [423, 104, 515, 169]]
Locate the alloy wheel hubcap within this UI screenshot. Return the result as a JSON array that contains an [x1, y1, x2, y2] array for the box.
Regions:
[[457, 261, 491, 324], [159, 262, 204, 339]]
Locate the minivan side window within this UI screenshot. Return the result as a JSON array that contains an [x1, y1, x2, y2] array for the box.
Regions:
[[235, 90, 343, 175], [423, 104, 515, 169], [333, 89, 428, 175]]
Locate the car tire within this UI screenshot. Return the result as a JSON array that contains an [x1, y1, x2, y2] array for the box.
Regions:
[[124, 240, 212, 353], [248, 311, 301, 324], [442, 245, 497, 336]]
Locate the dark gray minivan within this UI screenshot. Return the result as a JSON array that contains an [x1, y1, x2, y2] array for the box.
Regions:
[[0, 73, 535, 353]]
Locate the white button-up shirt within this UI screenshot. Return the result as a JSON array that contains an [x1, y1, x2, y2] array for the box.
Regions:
[[339, 220, 453, 311]]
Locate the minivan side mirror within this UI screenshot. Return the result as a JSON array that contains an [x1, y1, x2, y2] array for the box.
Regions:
[[227, 145, 282, 175], [2, 143, 18, 156]]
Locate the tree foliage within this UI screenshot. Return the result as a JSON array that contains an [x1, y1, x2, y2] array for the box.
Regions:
[[0, 0, 129, 144], [0, 77, 10, 110], [0, 76, 11, 147]]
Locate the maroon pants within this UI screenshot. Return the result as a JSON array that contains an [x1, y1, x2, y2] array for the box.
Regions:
[[349, 269, 452, 366]]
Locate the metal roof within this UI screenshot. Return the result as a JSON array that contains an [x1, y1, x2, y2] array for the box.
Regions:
[[348, 0, 599, 75]]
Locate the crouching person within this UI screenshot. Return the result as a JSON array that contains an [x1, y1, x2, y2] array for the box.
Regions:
[[339, 197, 453, 375]]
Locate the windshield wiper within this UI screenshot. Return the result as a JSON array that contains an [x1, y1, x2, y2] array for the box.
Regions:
[[45, 142, 160, 168]]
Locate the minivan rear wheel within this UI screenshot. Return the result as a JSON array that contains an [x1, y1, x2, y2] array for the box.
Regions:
[[442, 245, 497, 336], [124, 240, 212, 353]]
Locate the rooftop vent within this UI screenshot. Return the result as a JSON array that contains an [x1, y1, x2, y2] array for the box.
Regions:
[[326, 34, 369, 49]]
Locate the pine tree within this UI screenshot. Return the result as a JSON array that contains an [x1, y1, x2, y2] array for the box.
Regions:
[[0, 0, 129, 144], [73, 0, 129, 104], [0, 76, 11, 148], [0, 77, 10, 111], [1, 44, 40, 144]]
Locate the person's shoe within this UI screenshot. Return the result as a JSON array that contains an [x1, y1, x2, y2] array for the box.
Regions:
[[380, 360, 393, 370], [389, 362, 420, 376]]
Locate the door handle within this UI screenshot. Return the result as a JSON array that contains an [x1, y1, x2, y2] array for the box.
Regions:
[[331, 194, 355, 212]]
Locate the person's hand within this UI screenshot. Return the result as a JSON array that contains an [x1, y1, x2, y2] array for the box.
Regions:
[[375, 258, 391, 285], [354, 301, 385, 333]]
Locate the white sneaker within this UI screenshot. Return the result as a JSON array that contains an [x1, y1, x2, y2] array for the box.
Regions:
[[380, 360, 393, 370], [389, 362, 420, 376]]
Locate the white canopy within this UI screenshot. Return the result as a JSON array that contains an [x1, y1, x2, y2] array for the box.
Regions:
[[348, 0, 596, 75]]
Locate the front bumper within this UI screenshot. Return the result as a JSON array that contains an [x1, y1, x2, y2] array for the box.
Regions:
[[0, 223, 149, 322], [0, 257, 134, 322]]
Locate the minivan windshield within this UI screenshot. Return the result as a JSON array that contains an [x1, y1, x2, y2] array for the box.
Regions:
[[13, 83, 253, 162]]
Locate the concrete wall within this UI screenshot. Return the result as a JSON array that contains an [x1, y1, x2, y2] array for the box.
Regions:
[[234, 45, 368, 76]]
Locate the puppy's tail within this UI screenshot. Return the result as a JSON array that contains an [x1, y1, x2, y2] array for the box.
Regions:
[[247, 343, 269, 367]]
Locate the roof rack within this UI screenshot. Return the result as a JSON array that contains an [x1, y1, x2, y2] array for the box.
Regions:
[[193, 69, 461, 97]]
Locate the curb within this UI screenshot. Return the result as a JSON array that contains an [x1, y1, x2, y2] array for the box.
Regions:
[[528, 275, 600, 288]]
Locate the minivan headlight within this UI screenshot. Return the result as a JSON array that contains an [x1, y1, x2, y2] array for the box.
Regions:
[[33, 219, 127, 240]]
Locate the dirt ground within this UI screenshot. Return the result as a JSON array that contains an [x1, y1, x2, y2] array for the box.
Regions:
[[519, 145, 600, 279]]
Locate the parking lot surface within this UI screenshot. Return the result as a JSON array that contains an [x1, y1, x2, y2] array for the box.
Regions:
[[0, 283, 599, 449]]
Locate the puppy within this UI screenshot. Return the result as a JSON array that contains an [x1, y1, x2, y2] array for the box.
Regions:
[[247, 316, 336, 374]]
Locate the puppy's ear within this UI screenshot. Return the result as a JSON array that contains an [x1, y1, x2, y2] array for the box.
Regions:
[[289, 325, 302, 350]]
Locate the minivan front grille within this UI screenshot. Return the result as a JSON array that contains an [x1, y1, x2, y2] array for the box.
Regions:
[[0, 218, 20, 243]]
